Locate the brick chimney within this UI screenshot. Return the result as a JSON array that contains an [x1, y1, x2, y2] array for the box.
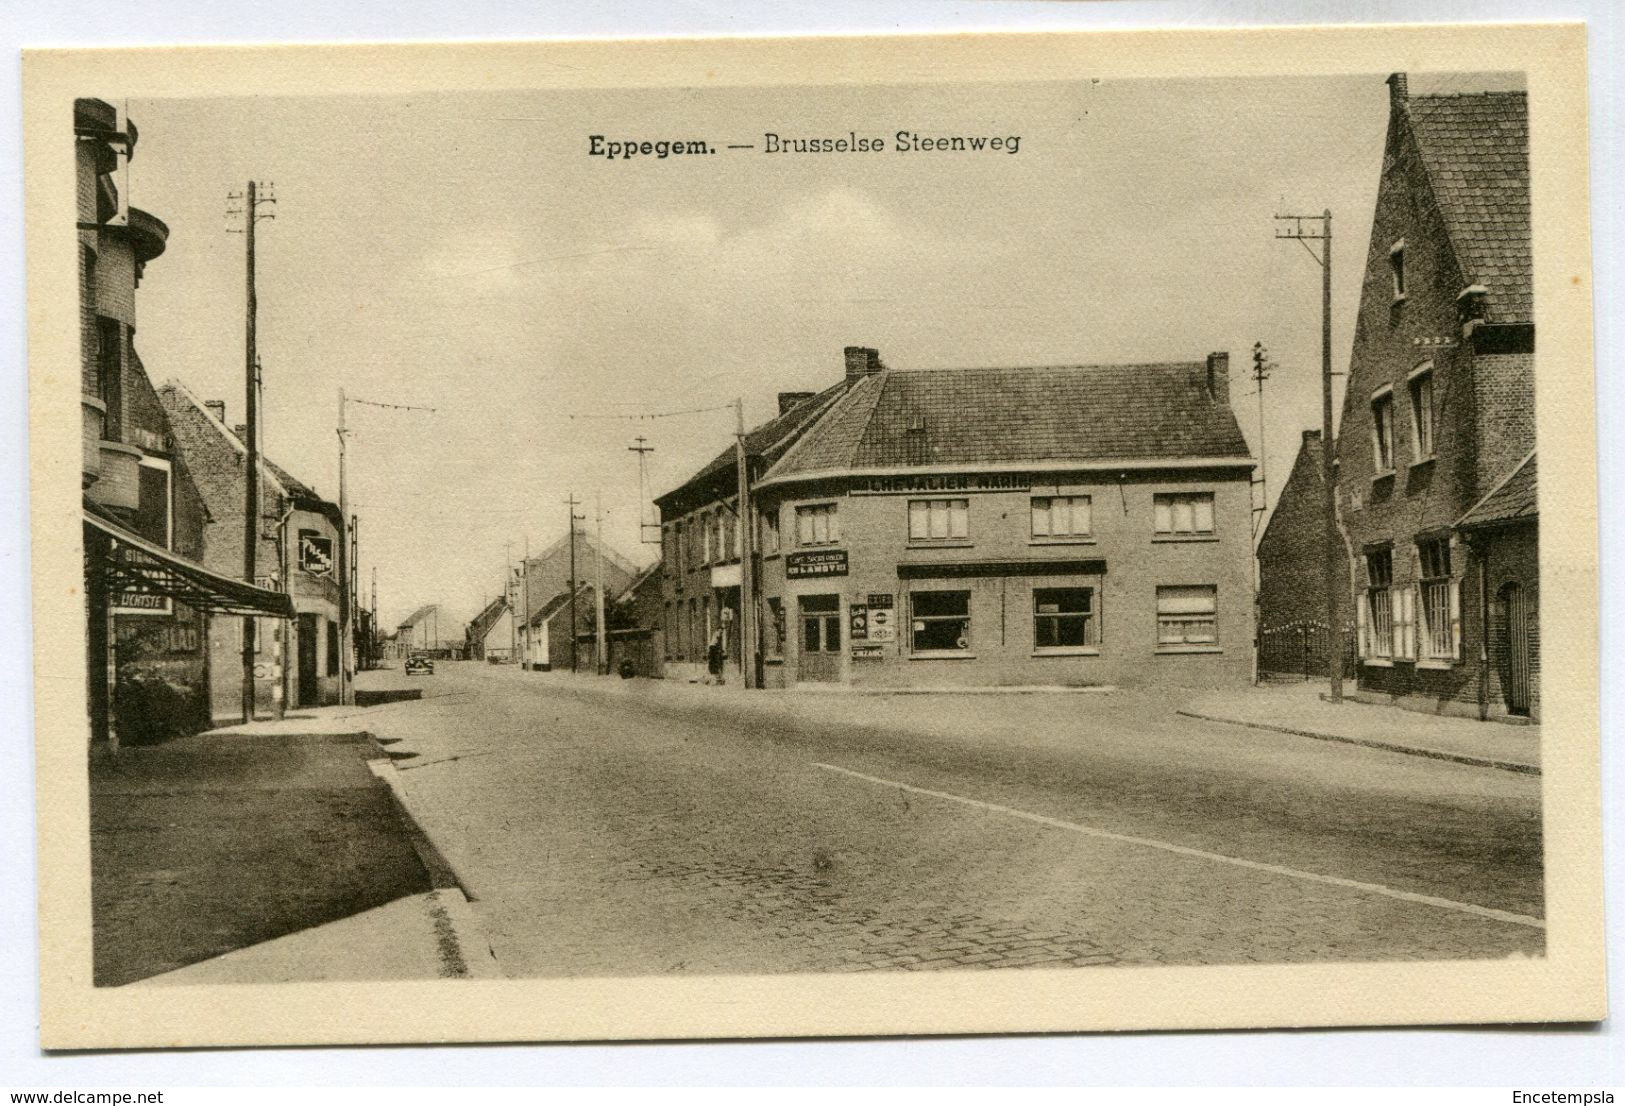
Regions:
[[234, 423, 247, 442], [778, 391, 815, 415], [205, 399, 226, 423], [844, 346, 881, 379], [1387, 72, 1408, 112], [1205, 352, 1230, 405]]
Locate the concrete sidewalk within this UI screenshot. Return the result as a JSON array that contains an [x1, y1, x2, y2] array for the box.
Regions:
[[93, 717, 496, 986], [1177, 682, 1540, 775]]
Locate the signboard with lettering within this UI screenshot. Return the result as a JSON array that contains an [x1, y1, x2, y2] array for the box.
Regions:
[[849, 603, 868, 641], [112, 590, 171, 617], [851, 644, 884, 659], [299, 530, 334, 577], [850, 472, 1033, 495], [785, 549, 848, 579], [868, 608, 896, 643]]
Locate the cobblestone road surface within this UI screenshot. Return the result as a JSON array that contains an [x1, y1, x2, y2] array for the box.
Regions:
[[361, 663, 1544, 975]]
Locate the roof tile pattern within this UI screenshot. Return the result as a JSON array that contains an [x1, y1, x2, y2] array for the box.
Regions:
[[1407, 91, 1531, 323], [1458, 451, 1537, 528], [767, 363, 1250, 480]]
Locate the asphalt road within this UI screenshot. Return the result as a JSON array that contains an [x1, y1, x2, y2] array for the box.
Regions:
[[360, 662, 1544, 975]]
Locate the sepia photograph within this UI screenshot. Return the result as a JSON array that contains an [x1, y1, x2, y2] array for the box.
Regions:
[[21, 23, 1603, 1049]]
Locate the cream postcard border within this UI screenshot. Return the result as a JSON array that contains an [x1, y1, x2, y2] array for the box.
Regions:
[[24, 22, 1602, 1049]]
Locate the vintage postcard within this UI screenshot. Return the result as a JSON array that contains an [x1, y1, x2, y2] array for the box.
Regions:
[[24, 23, 1603, 1049]]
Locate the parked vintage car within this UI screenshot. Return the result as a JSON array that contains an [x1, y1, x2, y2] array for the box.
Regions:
[[404, 654, 434, 676]]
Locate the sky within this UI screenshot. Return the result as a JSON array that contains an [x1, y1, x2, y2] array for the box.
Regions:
[[121, 71, 1522, 632]]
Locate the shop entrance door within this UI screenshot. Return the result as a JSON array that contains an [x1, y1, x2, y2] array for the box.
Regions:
[[798, 594, 842, 683], [1498, 583, 1531, 716], [297, 612, 319, 708]]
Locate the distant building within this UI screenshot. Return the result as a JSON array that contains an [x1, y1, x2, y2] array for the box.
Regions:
[[659, 345, 1256, 689], [160, 383, 345, 720], [513, 530, 641, 672], [597, 562, 664, 678], [521, 585, 594, 672], [466, 595, 513, 662], [397, 605, 439, 654], [77, 98, 290, 748], [1263, 73, 1537, 720]]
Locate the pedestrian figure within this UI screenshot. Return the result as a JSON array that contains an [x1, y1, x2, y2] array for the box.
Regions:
[[707, 626, 727, 686]]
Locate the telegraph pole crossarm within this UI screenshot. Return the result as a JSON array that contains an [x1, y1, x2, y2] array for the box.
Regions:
[[1274, 209, 1342, 703]]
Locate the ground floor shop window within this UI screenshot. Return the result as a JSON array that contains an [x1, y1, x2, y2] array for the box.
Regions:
[[1155, 585, 1217, 647], [326, 618, 339, 675], [910, 590, 971, 653], [1033, 587, 1096, 649]]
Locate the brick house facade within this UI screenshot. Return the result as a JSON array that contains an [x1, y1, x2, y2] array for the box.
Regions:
[[1256, 430, 1354, 678], [1265, 73, 1538, 720], [658, 345, 1256, 690], [159, 383, 345, 721]]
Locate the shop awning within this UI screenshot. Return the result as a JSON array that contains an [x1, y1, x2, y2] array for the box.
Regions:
[[84, 509, 295, 618]]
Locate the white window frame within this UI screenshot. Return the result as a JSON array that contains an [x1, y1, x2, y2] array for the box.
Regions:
[[1408, 362, 1435, 462], [908, 498, 969, 543], [1359, 549, 1396, 663], [796, 502, 840, 547], [1416, 537, 1462, 666], [1371, 386, 1396, 474], [1152, 492, 1216, 537], [1155, 585, 1218, 650], [1031, 495, 1093, 539], [761, 507, 780, 555]]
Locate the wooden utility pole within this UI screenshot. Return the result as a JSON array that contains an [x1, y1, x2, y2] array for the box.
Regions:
[[735, 397, 756, 690], [1275, 209, 1341, 702], [594, 491, 607, 675], [337, 386, 350, 705], [239, 181, 263, 723], [564, 494, 583, 672]]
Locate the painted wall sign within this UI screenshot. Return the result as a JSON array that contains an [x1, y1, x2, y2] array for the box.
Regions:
[[785, 549, 849, 578], [868, 608, 897, 643], [850, 472, 1033, 495], [299, 530, 334, 577]]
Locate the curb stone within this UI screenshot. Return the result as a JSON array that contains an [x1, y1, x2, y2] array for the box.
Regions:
[[1174, 709, 1540, 775]]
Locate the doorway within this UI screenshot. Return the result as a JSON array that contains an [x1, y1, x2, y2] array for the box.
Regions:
[[798, 594, 842, 683], [297, 612, 319, 708], [1497, 582, 1531, 717]]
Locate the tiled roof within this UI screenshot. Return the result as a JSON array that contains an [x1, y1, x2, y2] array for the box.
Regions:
[[467, 595, 508, 639], [1407, 91, 1531, 322], [1458, 451, 1537, 529], [399, 604, 437, 629], [766, 362, 1251, 481], [657, 379, 853, 506], [526, 585, 593, 629]]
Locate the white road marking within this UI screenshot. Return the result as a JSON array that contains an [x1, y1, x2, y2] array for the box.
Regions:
[[813, 762, 1545, 930]]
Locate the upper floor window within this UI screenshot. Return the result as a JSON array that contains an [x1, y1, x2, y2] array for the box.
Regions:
[[721, 506, 736, 562], [96, 316, 123, 439], [1408, 365, 1435, 461], [1371, 387, 1395, 473], [761, 507, 780, 555], [796, 502, 840, 546], [700, 511, 714, 564], [908, 498, 968, 543], [1389, 239, 1406, 300], [1153, 492, 1214, 536], [1031, 495, 1092, 539]]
